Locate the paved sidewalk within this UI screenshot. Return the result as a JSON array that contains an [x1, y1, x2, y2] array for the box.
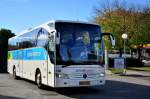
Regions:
[[106, 69, 150, 77], [107, 73, 150, 86], [125, 70, 150, 77], [106, 69, 150, 86]]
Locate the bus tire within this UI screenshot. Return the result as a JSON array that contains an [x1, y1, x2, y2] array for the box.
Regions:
[[13, 67, 18, 79], [36, 71, 43, 88]]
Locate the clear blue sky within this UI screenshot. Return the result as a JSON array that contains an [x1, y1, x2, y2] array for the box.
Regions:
[[0, 0, 148, 34]]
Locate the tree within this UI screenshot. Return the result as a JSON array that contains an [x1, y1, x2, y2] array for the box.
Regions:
[[93, 0, 150, 49], [0, 29, 15, 72]]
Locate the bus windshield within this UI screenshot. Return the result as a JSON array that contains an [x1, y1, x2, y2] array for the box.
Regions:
[[55, 22, 103, 65]]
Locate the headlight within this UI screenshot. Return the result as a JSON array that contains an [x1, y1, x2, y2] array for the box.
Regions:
[[56, 73, 69, 79], [100, 73, 105, 77]]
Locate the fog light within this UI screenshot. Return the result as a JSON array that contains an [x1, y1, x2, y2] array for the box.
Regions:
[[56, 73, 69, 79]]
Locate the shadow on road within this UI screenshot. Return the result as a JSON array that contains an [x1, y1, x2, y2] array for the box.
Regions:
[[0, 95, 24, 99], [51, 80, 150, 99]]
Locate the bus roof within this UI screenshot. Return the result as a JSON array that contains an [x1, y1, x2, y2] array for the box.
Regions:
[[55, 20, 98, 26], [10, 20, 99, 39]]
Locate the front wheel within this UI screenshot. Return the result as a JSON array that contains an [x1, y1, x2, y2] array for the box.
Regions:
[[36, 72, 43, 88]]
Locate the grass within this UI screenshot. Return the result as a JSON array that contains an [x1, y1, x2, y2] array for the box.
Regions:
[[109, 68, 124, 74], [127, 66, 150, 72]]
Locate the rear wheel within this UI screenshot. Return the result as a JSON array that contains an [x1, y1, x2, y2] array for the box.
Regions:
[[36, 71, 43, 88], [13, 67, 18, 79]]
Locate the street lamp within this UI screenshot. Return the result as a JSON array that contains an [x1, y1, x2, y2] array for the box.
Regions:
[[122, 33, 128, 39], [122, 33, 128, 74]]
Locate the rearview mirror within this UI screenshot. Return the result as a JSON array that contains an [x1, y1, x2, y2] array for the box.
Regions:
[[101, 33, 115, 47], [110, 35, 115, 46]]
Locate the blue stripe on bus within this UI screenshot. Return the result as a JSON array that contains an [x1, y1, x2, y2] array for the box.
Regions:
[[10, 47, 48, 60]]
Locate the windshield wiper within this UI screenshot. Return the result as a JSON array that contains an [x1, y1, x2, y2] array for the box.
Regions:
[[62, 64, 70, 68], [62, 60, 73, 68]]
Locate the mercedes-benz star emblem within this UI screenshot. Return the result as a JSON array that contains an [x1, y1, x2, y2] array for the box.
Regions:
[[83, 74, 87, 79]]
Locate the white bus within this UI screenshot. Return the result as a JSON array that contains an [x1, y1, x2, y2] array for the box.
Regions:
[[8, 20, 115, 88]]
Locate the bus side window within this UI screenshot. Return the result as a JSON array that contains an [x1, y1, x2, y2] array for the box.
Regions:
[[18, 29, 38, 49], [8, 38, 17, 51], [36, 28, 48, 48]]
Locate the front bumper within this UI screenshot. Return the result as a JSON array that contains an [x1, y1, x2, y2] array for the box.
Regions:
[[55, 78, 105, 87]]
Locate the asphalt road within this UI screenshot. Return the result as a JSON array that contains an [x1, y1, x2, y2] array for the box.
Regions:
[[0, 73, 150, 99]]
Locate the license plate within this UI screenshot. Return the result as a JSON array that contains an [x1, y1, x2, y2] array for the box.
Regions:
[[79, 81, 90, 86]]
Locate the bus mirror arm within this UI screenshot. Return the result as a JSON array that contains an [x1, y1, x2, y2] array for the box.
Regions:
[[101, 33, 115, 47], [51, 31, 55, 34], [48, 31, 55, 38]]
